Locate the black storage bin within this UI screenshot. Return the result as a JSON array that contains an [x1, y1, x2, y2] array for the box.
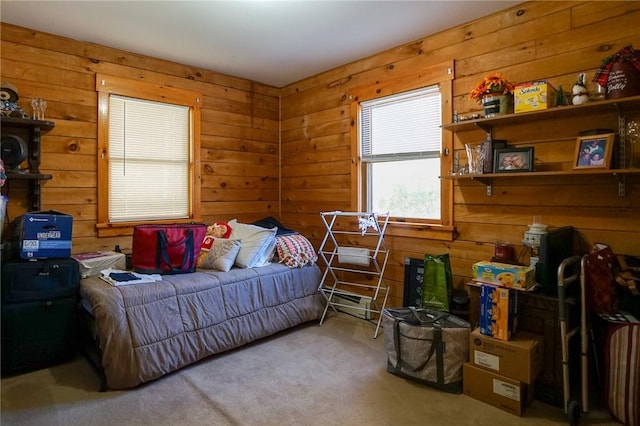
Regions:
[[1, 297, 79, 374], [1, 258, 80, 375], [2, 258, 80, 303]]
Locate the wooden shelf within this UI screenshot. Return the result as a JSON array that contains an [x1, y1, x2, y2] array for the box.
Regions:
[[442, 168, 639, 196], [443, 95, 640, 132], [442, 95, 640, 196], [441, 168, 640, 180]]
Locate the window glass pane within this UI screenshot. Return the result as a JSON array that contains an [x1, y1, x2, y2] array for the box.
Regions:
[[370, 159, 441, 219], [109, 95, 190, 222]]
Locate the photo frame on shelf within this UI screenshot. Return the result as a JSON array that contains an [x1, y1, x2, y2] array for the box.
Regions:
[[493, 147, 535, 173], [573, 133, 615, 170]]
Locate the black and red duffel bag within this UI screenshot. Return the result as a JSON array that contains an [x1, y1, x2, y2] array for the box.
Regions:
[[132, 223, 207, 274]]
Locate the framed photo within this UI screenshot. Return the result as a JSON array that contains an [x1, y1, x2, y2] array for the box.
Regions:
[[573, 133, 615, 170], [493, 147, 535, 173]]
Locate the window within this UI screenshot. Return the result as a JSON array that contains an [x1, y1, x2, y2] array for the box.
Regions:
[[359, 85, 442, 221], [96, 74, 202, 236], [350, 60, 454, 238]]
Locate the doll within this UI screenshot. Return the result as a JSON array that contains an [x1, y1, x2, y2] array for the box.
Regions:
[[197, 222, 232, 266]]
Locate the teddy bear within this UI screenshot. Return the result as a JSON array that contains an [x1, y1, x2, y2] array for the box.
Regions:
[[196, 222, 232, 266]]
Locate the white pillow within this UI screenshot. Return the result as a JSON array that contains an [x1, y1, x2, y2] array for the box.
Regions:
[[198, 238, 242, 272], [228, 219, 277, 268]]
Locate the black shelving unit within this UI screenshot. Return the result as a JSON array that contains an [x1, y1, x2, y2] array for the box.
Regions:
[[1, 116, 55, 211]]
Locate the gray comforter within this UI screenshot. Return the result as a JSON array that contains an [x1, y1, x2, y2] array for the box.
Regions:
[[80, 263, 324, 390]]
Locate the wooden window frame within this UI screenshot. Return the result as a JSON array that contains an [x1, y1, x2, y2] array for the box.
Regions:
[[349, 60, 455, 241], [95, 74, 202, 237]]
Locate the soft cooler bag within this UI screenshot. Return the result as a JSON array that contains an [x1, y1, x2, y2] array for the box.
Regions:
[[132, 223, 207, 274], [382, 307, 470, 393]]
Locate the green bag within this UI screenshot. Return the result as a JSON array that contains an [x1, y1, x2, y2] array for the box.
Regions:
[[421, 253, 453, 311]]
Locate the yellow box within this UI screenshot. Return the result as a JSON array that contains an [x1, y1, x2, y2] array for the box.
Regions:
[[472, 261, 535, 290], [514, 81, 556, 113]]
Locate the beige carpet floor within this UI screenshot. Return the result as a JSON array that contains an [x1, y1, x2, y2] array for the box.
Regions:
[[0, 313, 618, 426]]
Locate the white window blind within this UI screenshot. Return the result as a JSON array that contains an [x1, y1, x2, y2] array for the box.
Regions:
[[359, 85, 442, 220], [361, 85, 441, 161], [109, 95, 190, 222]]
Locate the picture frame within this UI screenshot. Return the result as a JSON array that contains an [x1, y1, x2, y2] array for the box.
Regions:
[[573, 133, 615, 170], [493, 147, 535, 173]]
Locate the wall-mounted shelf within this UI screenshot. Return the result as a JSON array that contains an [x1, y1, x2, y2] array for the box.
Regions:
[[443, 95, 640, 133], [441, 169, 640, 196], [442, 95, 640, 196], [1, 116, 55, 211]]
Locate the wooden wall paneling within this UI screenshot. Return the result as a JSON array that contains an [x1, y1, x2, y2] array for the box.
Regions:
[[280, 2, 640, 307], [3, 2, 640, 308], [1, 22, 280, 253]]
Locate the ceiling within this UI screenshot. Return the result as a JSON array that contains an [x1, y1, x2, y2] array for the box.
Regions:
[[1, 1, 523, 88]]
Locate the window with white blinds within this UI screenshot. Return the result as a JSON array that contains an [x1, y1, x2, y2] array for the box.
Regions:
[[360, 85, 442, 220], [108, 95, 191, 222]]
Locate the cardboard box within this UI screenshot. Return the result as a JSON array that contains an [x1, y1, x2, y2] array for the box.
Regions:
[[463, 362, 533, 416], [472, 261, 535, 290], [514, 80, 557, 113], [469, 328, 544, 384], [19, 210, 73, 259], [479, 284, 519, 341], [72, 251, 127, 278]]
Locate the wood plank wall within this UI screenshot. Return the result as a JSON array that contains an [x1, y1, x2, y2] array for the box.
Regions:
[[2, 2, 639, 309], [279, 1, 640, 307], [1, 23, 281, 254]]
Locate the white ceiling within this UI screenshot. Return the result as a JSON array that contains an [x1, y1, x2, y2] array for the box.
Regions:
[[1, 1, 523, 88]]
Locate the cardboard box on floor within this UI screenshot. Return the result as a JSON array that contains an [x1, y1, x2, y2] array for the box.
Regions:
[[463, 362, 534, 416], [469, 328, 543, 384]]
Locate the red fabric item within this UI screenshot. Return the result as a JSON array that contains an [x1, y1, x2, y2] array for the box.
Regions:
[[132, 223, 207, 274], [584, 243, 620, 315], [593, 45, 640, 87]]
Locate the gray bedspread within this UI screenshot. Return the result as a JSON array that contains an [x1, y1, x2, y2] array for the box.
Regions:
[[80, 263, 324, 390]]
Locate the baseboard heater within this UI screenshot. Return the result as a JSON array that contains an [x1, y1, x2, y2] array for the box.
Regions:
[[329, 291, 372, 319]]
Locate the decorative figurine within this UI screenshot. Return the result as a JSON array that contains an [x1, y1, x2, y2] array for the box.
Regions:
[[571, 73, 589, 105], [0, 82, 30, 118]]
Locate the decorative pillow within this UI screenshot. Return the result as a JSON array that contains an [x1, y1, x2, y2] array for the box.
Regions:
[[228, 219, 277, 268], [198, 238, 242, 272], [275, 233, 318, 268]]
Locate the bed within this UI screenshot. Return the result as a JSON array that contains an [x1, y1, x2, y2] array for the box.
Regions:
[[78, 220, 324, 390]]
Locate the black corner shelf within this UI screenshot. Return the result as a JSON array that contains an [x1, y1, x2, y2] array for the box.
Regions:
[[1, 116, 55, 211]]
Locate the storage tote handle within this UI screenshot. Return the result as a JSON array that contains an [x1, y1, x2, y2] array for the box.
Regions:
[[156, 229, 195, 272]]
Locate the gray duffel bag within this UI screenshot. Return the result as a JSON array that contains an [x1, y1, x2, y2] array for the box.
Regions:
[[382, 307, 470, 393]]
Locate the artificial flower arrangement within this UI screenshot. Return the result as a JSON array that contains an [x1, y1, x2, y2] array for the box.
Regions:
[[469, 72, 516, 103]]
